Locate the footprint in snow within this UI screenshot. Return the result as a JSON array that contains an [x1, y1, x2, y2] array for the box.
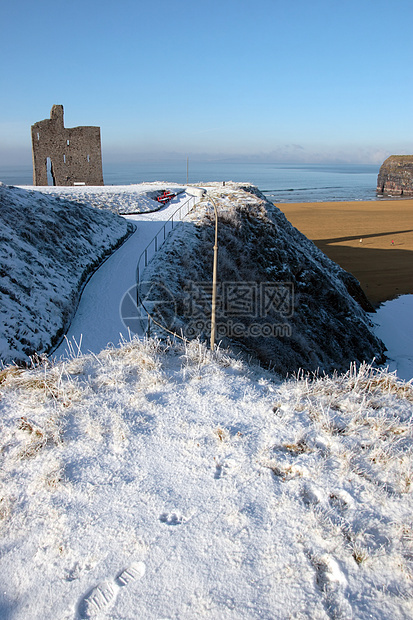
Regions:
[[116, 562, 146, 586], [79, 580, 117, 619], [301, 483, 324, 507], [214, 462, 229, 479], [159, 512, 183, 525], [329, 489, 355, 514], [78, 561, 145, 618], [307, 551, 352, 617], [312, 554, 347, 590]]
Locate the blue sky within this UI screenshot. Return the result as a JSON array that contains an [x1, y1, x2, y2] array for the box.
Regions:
[[1, 0, 412, 165]]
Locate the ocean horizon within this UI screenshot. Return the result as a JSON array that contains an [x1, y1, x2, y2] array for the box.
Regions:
[[0, 161, 390, 203]]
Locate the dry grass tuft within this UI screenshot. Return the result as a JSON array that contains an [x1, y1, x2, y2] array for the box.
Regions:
[[283, 438, 313, 454], [44, 468, 64, 490], [214, 427, 229, 443], [346, 362, 413, 400], [0, 496, 12, 523], [352, 544, 369, 565], [298, 362, 413, 402], [9, 368, 81, 408], [0, 365, 24, 385], [270, 463, 303, 481], [16, 415, 61, 459]]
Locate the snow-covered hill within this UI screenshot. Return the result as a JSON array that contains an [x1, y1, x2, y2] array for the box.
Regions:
[[0, 184, 133, 364], [141, 183, 385, 375], [0, 338, 412, 619]]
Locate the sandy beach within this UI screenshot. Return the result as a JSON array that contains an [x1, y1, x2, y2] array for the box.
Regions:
[[277, 199, 413, 306]]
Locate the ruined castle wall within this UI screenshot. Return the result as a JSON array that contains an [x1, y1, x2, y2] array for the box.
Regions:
[[31, 105, 104, 186]]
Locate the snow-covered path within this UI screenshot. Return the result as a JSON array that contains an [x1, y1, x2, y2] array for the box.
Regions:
[[53, 193, 196, 358]]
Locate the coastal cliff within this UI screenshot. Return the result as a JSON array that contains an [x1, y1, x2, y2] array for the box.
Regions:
[[377, 155, 413, 195]]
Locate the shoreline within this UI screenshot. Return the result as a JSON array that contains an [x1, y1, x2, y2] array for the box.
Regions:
[[277, 199, 413, 305]]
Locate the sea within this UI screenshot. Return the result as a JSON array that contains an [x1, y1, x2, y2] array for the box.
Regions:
[[0, 161, 390, 203]]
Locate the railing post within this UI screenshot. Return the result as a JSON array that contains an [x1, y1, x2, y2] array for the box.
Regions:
[[136, 194, 200, 294]]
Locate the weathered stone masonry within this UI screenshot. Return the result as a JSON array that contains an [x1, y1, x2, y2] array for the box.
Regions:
[[31, 105, 104, 186], [377, 155, 413, 196]]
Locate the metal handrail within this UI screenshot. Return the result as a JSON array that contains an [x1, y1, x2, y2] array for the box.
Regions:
[[136, 193, 198, 285]]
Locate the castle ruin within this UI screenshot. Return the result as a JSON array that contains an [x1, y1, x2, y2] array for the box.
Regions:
[[31, 105, 104, 186]]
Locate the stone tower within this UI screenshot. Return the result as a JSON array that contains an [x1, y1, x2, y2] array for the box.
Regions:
[[31, 105, 104, 186]]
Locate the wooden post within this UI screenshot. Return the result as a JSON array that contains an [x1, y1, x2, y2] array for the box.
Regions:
[[210, 195, 218, 351]]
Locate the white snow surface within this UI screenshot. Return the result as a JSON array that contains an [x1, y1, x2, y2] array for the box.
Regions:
[[373, 295, 413, 382], [0, 340, 412, 619], [19, 183, 187, 215]]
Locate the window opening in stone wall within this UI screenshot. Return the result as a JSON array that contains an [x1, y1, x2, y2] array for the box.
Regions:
[[37, 133, 40, 141], [63, 154, 66, 164], [67, 140, 70, 146], [87, 154, 90, 163], [46, 157, 56, 186]]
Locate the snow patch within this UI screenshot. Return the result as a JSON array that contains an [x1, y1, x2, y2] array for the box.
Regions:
[[0, 340, 412, 618], [373, 294, 413, 381]]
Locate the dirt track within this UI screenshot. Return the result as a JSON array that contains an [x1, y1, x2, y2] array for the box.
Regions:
[[277, 199, 413, 305]]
